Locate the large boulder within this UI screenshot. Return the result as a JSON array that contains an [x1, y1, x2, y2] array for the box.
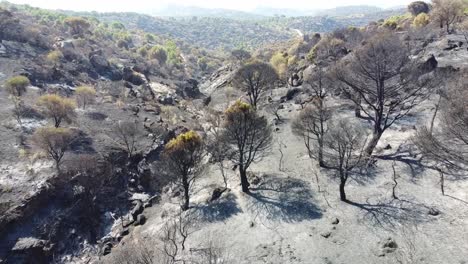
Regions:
[[11, 237, 51, 263], [89, 53, 122, 81], [123, 67, 147, 86], [176, 78, 201, 98]]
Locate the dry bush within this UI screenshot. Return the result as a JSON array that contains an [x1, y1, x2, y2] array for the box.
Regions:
[[46, 50, 63, 66], [323, 119, 368, 202], [292, 102, 332, 167], [104, 238, 156, 264], [32, 126, 76, 170], [431, 0, 465, 33], [75, 86, 96, 109], [64, 17, 90, 35], [37, 94, 77, 127]]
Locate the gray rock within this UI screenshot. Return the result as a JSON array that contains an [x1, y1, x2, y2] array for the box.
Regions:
[[12, 237, 47, 251], [320, 231, 332, 238], [428, 208, 440, 216], [133, 214, 146, 226], [331, 218, 339, 225]]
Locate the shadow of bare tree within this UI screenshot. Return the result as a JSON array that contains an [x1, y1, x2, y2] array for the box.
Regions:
[[247, 174, 322, 223], [349, 197, 435, 231], [192, 192, 242, 223]]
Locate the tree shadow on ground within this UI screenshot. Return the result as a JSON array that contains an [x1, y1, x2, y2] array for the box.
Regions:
[[247, 174, 322, 223], [375, 145, 425, 179], [349, 197, 435, 231], [192, 192, 242, 223]]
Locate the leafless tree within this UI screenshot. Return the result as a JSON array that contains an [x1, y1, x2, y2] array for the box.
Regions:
[[160, 222, 180, 264], [191, 239, 233, 264], [323, 119, 368, 202], [232, 61, 279, 110], [160, 131, 205, 211], [292, 102, 332, 167], [335, 33, 431, 156], [431, 0, 464, 34], [222, 101, 273, 192], [112, 120, 143, 158], [32, 127, 77, 171], [413, 76, 468, 193], [206, 110, 231, 188], [159, 210, 197, 263], [458, 19, 468, 45]]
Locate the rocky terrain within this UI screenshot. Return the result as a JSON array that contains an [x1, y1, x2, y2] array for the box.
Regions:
[[0, 1, 467, 264]]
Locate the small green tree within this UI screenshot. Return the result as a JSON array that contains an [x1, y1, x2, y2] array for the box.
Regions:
[[414, 13, 430, 27], [162, 131, 205, 211], [37, 94, 77, 127], [149, 45, 167, 65], [222, 101, 273, 193], [4, 76, 30, 97]]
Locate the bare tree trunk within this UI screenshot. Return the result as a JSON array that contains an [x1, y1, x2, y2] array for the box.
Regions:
[[354, 94, 361, 118], [365, 130, 383, 156], [318, 139, 324, 167], [339, 178, 347, 202], [182, 175, 190, 211], [239, 166, 250, 193]]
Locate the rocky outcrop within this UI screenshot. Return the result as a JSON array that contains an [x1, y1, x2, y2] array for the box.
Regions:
[[89, 51, 122, 81], [175, 78, 201, 98], [10, 237, 52, 263]]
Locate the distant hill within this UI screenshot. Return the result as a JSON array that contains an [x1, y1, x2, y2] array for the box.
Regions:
[[17, 4, 405, 51], [149, 5, 264, 20]]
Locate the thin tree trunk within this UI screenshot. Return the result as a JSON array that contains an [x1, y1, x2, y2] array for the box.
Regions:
[[439, 170, 445, 196], [391, 161, 399, 200], [429, 95, 441, 134], [182, 175, 190, 211]]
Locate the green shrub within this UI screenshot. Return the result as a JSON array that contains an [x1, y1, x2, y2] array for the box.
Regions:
[[149, 45, 167, 64], [4, 76, 30, 96], [413, 13, 430, 27]]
